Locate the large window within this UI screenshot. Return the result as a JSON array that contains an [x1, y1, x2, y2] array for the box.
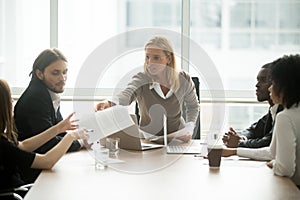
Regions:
[[57, 0, 181, 88], [2, 0, 299, 90], [1, 0, 300, 133], [1, 0, 49, 87], [190, 0, 300, 91], [189, 0, 300, 131]]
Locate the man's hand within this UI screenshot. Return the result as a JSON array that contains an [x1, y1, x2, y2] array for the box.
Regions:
[[222, 127, 242, 148], [58, 112, 79, 133], [68, 128, 89, 141]]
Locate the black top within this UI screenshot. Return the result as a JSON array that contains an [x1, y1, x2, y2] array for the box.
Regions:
[[0, 138, 35, 190], [238, 105, 283, 148], [14, 78, 80, 153]]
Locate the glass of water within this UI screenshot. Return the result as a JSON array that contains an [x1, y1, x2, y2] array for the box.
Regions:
[[105, 137, 120, 157], [94, 147, 109, 170]]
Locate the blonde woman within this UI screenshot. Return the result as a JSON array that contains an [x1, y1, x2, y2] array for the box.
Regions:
[[0, 79, 87, 191], [96, 36, 199, 142]]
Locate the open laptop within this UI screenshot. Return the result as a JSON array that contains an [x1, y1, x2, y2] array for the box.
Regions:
[[147, 134, 206, 154], [162, 115, 206, 155], [103, 115, 164, 151], [104, 125, 163, 151], [166, 141, 207, 155], [140, 115, 206, 154]]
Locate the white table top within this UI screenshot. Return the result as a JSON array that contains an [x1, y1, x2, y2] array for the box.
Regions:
[[24, 141, 300, 200]]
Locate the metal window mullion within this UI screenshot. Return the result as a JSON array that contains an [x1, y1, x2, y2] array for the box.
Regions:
[[222, 0, 230, 51], [50, 0, 58, 47], [181, 0, 190, 72]]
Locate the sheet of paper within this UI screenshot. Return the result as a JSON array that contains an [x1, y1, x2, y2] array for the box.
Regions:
[[79, 105, 135, 144], [167, 123, 194, 138], [140, 129, 157, 140], [142, 122, 194, 143]]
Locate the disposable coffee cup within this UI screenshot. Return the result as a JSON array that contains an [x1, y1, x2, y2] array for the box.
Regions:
[[207, 144, 223, 168]]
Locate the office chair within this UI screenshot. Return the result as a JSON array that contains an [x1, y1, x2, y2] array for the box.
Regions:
[[182, 77, 201, 139], [135, 76, 201, 139], [0, 184, 33, 200]]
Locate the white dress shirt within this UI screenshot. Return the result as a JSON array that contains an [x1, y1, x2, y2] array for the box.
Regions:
[[237, 104, 300, 185], [47, 89, 84, 147], [48, 89, 60, 117], [149, 82, 173, 99]]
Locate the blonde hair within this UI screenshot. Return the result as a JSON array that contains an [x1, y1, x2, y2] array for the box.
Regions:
[[144, 36, 180, 92], [0, 79, 18, 145]]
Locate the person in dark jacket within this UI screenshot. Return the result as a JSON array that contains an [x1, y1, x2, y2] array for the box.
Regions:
[[222, 62, 283, 148], [14, 48, 83, 154]]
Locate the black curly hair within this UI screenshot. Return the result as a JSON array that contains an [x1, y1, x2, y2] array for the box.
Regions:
[[270, 54, 300, 109]]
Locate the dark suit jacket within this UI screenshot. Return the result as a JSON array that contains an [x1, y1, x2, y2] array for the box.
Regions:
[[238, 105, 283, 148], [14, 78, 81, 154]]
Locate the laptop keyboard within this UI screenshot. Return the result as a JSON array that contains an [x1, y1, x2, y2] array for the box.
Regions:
[[166, 145, 206, 154], [167, 146, 191, 153]]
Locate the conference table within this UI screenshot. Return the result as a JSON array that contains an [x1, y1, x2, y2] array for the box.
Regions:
[[24, 140, 300, 200]]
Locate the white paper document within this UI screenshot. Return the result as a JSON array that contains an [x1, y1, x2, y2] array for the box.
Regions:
[[79, 105, 135, 144], [142, 122, 195, 143]]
